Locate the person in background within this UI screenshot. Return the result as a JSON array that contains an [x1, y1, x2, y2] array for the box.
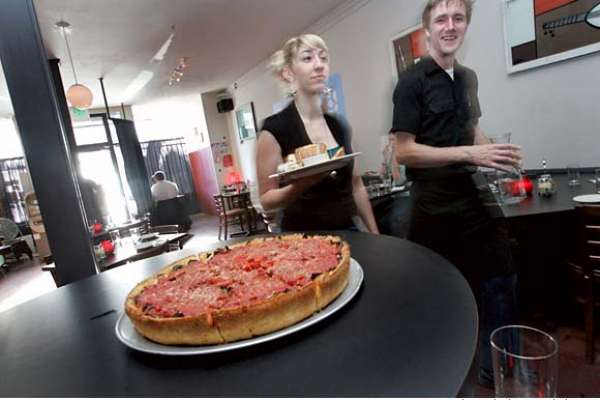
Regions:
[[79, 176, 107, 225], [150, 170, 179, 202], [255, 34, 378, 233], [390, 0, 521, 389]]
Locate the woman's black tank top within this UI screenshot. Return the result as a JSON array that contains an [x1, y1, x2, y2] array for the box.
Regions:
[[261, 102, 357, 231]]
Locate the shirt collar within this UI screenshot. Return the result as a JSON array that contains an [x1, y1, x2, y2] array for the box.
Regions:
[[422, 56, 465, 77]]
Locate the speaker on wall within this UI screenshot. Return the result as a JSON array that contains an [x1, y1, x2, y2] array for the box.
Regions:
[[217, 98, 234, 113]]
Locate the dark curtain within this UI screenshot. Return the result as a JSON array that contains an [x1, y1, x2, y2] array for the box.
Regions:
[[140, 139, 195, 195], [140, 138, 199, 215], [145, 141, 162, 177], [0, 166, 9, 219], [111, 118, 152, 217], [163, 149, 194, 194], [0, 157, 28, 222]]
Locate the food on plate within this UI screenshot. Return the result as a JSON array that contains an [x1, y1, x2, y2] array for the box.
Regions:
[[276, 154, 301, 173], [125, 234, 350, 345], [329, 146, 346, 159], [294, 143, 329, 166]]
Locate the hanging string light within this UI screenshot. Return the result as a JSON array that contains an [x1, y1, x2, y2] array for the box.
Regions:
[[56, 21, 93, 110], [168, 58, 188, 86]]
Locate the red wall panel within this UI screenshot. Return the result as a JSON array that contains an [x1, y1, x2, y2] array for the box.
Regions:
[[188, 148, 219, 215]]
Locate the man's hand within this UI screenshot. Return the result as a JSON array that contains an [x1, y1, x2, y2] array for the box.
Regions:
[[464, 143, 522, 171]]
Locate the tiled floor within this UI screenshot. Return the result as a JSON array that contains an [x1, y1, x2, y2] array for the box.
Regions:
[[1, 215, 599, 396]]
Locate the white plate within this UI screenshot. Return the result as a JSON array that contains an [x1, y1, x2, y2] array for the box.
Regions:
[[115, 258, 364, 355], [140, 233, 159, 242], [573, 194, 600, 203], [269, 152, 361, 181], [135, 239, 166, 251]]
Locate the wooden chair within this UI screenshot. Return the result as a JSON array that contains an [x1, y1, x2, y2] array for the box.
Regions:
[[566, 203, 600, 364], [213, 194, 247, 240]]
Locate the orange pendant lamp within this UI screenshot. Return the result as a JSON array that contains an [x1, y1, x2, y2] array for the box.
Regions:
[[56, 21, 93, 110]]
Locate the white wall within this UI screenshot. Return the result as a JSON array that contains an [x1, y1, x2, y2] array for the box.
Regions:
[[201, 91, 236, 188], [227, 0, 600, 181]]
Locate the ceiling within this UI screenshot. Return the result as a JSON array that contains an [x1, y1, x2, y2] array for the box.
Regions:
[[0, 0, 348, 116]]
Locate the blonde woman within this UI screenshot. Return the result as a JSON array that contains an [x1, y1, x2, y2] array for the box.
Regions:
[[256, 34, 378, 233]]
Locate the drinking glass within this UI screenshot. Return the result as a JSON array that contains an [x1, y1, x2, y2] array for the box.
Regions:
[[488, 133, 526, 204], [130, 227, 140, 242], [595, 168, 600, 194], [488, 132, 512, 145], [109, 230, 120, 246], [566, 163, 581, 186], [491, 325, 558, 398]]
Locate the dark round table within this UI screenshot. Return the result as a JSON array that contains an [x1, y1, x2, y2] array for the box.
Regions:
[[0, 231, 477, 397]]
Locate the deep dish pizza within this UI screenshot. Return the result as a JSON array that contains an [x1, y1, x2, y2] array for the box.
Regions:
[[125, 234, 350, 345]]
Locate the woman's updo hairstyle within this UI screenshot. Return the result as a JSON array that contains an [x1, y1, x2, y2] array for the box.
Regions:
[[270, 34, 329, 85]]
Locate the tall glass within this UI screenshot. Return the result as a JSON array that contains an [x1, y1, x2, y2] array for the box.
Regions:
[[566, 163, 581, 186], [489, 133, 526, 205], [491, 325, 559, 397]]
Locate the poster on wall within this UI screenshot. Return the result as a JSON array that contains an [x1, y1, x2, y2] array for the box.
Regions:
[[235, 102, 258, 143], [210, 141, 229, 165], [323, 72, 347, 118], [503, 0, 600, 73], [271, 72, 347, 118], [389, 24, 428, 80]]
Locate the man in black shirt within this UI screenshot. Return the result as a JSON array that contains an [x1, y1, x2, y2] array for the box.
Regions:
[[390, 0, 522, 388]]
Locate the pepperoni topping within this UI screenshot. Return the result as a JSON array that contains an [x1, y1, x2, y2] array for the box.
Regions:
[[135, 237, 342, 318]]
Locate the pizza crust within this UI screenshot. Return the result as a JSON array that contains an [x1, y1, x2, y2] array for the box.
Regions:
[[125, 234, 350, 345]]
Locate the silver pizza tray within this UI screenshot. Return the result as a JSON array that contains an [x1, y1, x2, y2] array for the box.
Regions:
[[115, 258, 364, 355]]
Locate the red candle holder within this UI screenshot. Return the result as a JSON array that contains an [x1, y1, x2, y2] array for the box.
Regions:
[[93, 222, 103, 234], [511, 176, 534, 196], [101, 240, 115, 255]]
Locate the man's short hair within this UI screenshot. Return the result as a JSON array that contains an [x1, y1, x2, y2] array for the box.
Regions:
[[152, 171, 165, 180], [422, 0, 474, 28]]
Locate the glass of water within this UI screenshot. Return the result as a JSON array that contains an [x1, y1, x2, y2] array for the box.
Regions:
[[489, 133, 526, 205], [129, 227, 141, 242], [566, 163, 581, 186], [491, 325, 558, 397]]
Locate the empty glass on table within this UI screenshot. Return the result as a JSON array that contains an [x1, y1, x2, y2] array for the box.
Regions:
[[566, 163, 581, 186]]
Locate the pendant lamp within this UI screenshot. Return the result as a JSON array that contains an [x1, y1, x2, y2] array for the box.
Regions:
[[56, 21, 93, 110]]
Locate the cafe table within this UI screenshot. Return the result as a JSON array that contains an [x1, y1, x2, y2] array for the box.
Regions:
[[0, 232, 477, 397], [97, 232, 191, 271], [480, 171, 597, 219], [479, 171, 598, 325]]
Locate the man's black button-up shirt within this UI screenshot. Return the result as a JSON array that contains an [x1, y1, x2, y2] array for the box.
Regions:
[[391, 56, 482, 182]]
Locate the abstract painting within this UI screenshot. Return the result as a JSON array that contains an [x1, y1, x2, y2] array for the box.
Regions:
[[389, 24, 428, 79], [503, 0, 600, 73]]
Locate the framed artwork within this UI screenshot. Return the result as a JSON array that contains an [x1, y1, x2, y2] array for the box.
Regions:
[[389, 24, 428, 79], [503, 0, 600, 73], [235, 102, 257, 143]]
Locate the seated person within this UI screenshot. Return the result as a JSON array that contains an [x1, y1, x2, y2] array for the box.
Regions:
[[151, 171, 179, 202]]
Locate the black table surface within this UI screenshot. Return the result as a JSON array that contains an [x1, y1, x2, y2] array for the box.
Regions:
[[484, 172, 597, 219], [0, 232, 478, 397]]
